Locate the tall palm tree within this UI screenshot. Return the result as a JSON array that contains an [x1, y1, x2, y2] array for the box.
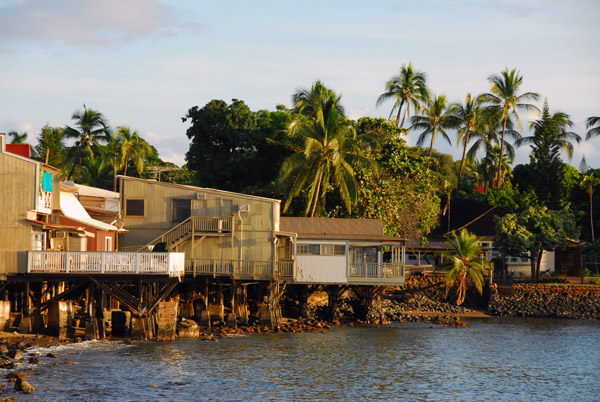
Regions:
[[516, 99, 581, 163], [411, 94, 457, 169], [280, 82, 377, 217], [450, 93, 484, 182], [586, 116, 600, 139], [481, 68, 539, 188], [8, 131, 28, 144], [64, 104, 110, 181], [114, 126, 151, 176], [580, 173, 600, 241], [376, 63, 429, 128], [438, 229, 489, 306]]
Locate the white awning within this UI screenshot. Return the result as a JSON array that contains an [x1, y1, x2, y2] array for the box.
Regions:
[[60, 191, 121, 232]]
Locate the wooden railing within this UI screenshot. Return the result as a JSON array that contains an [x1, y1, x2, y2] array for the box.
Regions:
[[28, 251, 185, 277], [348, 263, 405, 280], [185, 258, 295, 279], [141, 216, 234, 251]]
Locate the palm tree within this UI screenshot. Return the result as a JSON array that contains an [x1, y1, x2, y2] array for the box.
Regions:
[[586, 116, 600, 139], [411, 94, 457, 169], [114, 126, 151, 176], [280, 82, 378, 217], [516, 99, 581, 163], [580, 173, 600, 241], [33, 125, 65, 167], [8, 131, 28, 144], [481, 68, 540, 188], [64, 105, 110, 181], [450, 93, 484, 182], [376, 63, 429, 128], [438, 229, 489, 305]]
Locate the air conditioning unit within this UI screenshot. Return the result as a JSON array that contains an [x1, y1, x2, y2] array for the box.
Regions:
[[195, 193, 207, 200], [234, 204, 250, 213]]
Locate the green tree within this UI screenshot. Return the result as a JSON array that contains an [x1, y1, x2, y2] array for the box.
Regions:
[[184, 99, 277, 192], [376, 63, 429, 128], [280, 82, 378, 217], [8, 131, 28, 144], [481, 68, 540, 188], [438, 229, 489, 305], [516, 99, 581, 163], [114, 126, 152, 177], [494, 207, 572, 282], [586, 116, 600, 139], [579, 173, 600, 241], [450, 93, 484, 182], [64, 105, 110, 181], [411, 94, 457, 169], [32, 125, 65, 167], [343, 118, 440, 239]]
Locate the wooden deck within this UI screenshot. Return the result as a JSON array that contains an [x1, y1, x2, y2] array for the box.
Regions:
[[185, 258, 295, 281], [28, 251, 185, 277]]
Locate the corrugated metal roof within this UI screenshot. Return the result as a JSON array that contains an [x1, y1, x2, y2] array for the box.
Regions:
[[279, 217, 402, 242]]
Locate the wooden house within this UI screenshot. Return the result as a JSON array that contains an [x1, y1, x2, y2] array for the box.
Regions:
[[279, 217, 405, 286], [118, 176, 296, 281], [0, 133, 63, 275]]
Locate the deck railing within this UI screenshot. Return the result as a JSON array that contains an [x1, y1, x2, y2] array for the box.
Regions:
[[28, 251, 185, 277], [141, 216, 234, 251], [185, 258, 295, 280], [348, 263, 405, 280]]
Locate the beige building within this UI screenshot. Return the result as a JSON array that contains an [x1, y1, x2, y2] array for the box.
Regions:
[[118, 176, 295, 280], [0, 134, 63, 275]]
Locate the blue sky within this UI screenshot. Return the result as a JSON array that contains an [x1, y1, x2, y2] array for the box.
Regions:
[[1, 0, 599, 170]]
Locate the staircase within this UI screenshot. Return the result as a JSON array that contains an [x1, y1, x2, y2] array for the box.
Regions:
[[137, 216, 234, 252]]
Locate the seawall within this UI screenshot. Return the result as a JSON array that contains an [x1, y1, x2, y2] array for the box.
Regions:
[[489, 284, 600, 319]]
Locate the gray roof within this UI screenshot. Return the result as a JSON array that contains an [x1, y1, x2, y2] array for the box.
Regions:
[[279, 217, 402, 242]]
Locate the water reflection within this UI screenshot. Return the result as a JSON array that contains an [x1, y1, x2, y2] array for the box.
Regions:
[[13, 318, 600, 401]]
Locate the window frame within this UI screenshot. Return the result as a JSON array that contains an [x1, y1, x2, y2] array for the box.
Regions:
[[125, 198, 145, 217]]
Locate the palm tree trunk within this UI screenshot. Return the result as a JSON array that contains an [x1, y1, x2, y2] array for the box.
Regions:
[[396, 100, 405, 127], [309, 170, 325, 218], [458, 126, 471, 182], [113, 154, 118, 192], [590, 192, 595, 242], [426, 129, 435, 170], [496, 117, 508, 189]]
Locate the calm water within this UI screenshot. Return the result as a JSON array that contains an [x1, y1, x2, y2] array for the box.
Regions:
[[9, 317, 600, 401]]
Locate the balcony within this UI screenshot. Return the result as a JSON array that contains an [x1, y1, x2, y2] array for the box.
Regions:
[[185, 258, 295, 281], [28, 251, 185, 278], [348, 263, 405, 285]]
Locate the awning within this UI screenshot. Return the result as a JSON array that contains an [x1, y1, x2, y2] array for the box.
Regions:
[[60, 192, 124, 232], [27, 218, 85, 234]]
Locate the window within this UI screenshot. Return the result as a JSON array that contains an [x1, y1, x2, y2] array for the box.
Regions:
[[173, 199, 191, 222], [105, 236, 113, 251], [298, 244, 345, 256], [126, 199, 145, 217], [298, 244, 320, 255]]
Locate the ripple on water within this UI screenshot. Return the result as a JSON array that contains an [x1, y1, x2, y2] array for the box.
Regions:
[[8, 318, 600, 402]]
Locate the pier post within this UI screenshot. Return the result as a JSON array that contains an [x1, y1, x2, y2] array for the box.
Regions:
[[199, 279, 211, 328], [226, 280, 237, 327], [156, 300, 178, 341]]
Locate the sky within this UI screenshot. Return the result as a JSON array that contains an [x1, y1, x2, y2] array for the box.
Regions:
[[1, 0, 599, 170]]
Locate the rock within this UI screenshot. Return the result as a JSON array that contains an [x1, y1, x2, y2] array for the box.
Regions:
[[28, 356, 40, 364], [14, 378, 37, 394], [7, 349, 23, 361], [46, 352, 59, 359]]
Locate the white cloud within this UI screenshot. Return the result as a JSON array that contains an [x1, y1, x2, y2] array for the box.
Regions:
[[0, 0, 201, 49]]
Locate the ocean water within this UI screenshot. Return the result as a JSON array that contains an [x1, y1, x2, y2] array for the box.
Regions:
[[7, 317, 600, 401]]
